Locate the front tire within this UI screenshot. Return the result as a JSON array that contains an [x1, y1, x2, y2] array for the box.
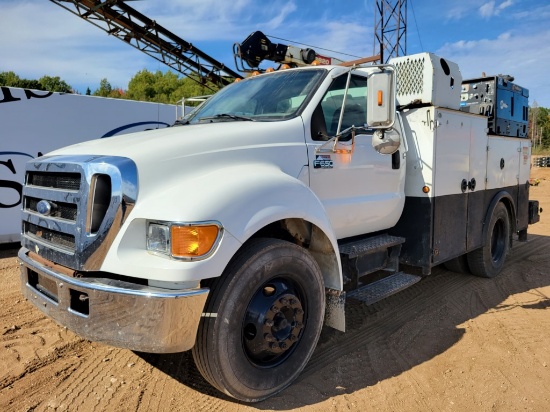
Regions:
[[192, 238, 325, 402], [467, 202, 510, 278]]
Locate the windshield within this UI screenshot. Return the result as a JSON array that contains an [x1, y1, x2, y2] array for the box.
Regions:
[[186, 68, 327, 123]]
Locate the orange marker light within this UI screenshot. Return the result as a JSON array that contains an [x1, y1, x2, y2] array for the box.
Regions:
[[171, 225, 219, 258], [422, 186, 430, 194], [281, 64, 291, 70], [266, 67, 275, 73], [377, 90, 383, 106]]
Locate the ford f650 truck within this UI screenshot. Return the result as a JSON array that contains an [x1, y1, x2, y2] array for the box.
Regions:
[[18, 53, 540, 401]]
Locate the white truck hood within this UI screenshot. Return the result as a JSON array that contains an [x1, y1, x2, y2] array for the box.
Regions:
[[46, 117, 308, 204]]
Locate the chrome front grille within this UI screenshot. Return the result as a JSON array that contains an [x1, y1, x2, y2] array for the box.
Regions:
[[21, 155, 138, 271]]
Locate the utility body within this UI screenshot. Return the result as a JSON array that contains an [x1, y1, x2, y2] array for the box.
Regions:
[[18, 52, 540, 402]]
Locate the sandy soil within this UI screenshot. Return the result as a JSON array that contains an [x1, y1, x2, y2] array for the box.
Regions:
[[1, 167, 549, 412]]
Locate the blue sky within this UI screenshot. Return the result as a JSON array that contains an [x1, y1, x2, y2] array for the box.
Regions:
[[1, 0, 549, 107]]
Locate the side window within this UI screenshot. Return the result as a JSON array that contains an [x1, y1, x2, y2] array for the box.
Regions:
[[312, 74, 368, 141]]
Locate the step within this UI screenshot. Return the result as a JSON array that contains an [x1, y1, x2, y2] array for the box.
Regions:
[[347, 272, 421, 306], [339, 234, 405, 259]]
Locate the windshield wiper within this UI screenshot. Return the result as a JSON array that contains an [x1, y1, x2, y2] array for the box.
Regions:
[[199, 113, 255, 122], [172, 119, 190, 126]]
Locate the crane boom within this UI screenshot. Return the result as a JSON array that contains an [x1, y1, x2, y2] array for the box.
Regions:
[[50, 0, 241, 90]]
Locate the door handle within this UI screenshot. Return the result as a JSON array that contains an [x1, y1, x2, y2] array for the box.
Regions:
[[461, 179, 468, 193]]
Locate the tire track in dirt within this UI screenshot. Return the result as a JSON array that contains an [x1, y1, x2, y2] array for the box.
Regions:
[[134, 352, 231, 412], [0, 338, 90, 412], [46, 346, 136, 410]]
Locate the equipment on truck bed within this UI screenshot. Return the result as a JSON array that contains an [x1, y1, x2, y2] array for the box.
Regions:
[[460, 75, 529, 138]]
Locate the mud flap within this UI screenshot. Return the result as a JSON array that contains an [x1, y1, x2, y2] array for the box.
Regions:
[[324, 289, 346, 332]]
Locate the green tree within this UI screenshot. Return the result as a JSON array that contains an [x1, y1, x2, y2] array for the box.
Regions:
[[93, 78, 113, 97], [0, 71, 73, 92], [125, 69, 157, 101], [530, 103, 550, 150], [38, 75, 72, 93], [0, 71, 21, 86], [125, 69, 219, 104]]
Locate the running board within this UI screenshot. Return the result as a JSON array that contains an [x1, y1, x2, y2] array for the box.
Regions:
[[346, 272, 421, 306]]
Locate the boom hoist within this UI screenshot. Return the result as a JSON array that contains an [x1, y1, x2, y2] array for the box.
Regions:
[[50, 0, 241, 91], [233, 31, 381, 72]]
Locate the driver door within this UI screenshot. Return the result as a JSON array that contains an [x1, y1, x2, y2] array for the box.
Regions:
[[307, 73, 405, 239]]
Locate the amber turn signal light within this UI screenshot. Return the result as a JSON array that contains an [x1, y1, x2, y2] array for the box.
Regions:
[[171, 225, 219, 258]]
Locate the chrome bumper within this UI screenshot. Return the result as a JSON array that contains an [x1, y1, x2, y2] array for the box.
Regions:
[[18, 248, 208, 353]]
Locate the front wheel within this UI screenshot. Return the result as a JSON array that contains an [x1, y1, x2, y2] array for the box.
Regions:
[[192, 238, 325, 402], [467, 202, 510, 278]]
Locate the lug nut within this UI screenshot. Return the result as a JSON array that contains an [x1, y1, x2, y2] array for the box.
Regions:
[[279, 342, 288, 350], [271, 305, 279, 313], [269, 342, 278, 350], [279, 297, 288, 305], [295, 321, 303, 328], [289, 298, 297, 305], [264, 333, 275, 342], [289, 334, 297, 341], [264, 319, 274, 327], [294, 308, 303, 315]]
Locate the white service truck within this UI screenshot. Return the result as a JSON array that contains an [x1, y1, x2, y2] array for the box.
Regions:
[[18, 53, 540, 402]]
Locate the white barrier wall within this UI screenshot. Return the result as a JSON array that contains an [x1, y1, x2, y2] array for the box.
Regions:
[[0, 87, 181, 243]]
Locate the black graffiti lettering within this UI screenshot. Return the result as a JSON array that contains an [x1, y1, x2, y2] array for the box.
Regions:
[[24, 89, 53, 99], [0, 159, 23, 208], [0, 87, 22, 104], [0, 87, 54, 105]]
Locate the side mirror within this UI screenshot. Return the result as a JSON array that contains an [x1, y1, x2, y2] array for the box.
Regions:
[[366, 66, 396, 129]]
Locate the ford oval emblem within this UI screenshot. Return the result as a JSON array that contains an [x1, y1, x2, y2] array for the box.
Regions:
[[37, 200, 52, 216]]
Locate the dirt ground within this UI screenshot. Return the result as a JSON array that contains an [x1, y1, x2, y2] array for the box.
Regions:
[[1, 167, 549, 412]]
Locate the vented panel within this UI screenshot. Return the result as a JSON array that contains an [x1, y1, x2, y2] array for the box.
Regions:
[[395, 57, 425, 97]]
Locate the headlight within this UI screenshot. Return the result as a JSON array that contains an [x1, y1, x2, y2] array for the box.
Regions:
[[147, 223, 170, 254], [146, 221, 222, 260]]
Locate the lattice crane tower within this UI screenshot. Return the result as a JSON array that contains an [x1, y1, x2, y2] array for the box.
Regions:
[[374, 0, 407, 64]]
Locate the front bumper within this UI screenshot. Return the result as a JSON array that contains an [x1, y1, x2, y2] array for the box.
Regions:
[[19, 248, 208, 353]]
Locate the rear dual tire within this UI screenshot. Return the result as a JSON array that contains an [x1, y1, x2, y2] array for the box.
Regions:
[[467, 202, 510, 278]]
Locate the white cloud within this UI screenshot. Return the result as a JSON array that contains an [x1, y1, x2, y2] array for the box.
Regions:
[[437, 28, 550, 106], [264, 2, 298, 30], [479, 1, 496, 18], [479, 0, 514, 18]]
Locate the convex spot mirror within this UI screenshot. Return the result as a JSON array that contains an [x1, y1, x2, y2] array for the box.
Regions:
[[366, 66, 396, 129], [372, 129, 400, 155]]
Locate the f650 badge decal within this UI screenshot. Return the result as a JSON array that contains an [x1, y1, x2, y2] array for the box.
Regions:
[[313, 155, 333, 169]]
